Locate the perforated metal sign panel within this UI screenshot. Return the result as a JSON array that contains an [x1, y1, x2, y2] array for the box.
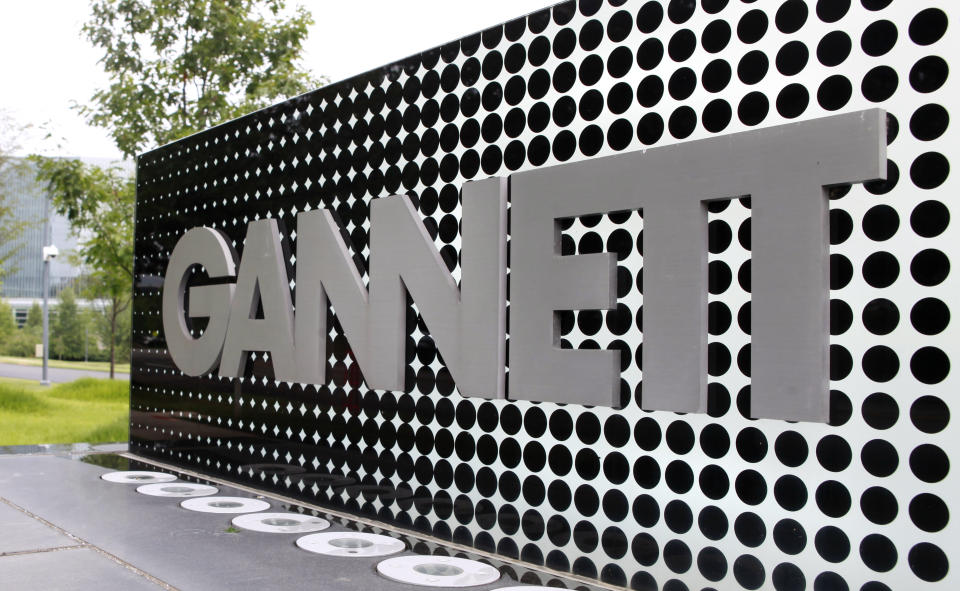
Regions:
[[132, 1, 955, 589]]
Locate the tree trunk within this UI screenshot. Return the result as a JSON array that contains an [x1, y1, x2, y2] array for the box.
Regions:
[[109, 298, 117, 380]]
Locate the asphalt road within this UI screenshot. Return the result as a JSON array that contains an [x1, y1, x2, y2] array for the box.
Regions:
[[0, 363, 129, 383]]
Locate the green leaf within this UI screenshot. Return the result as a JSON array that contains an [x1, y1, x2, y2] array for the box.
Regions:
[[80, 0, 321, 158]]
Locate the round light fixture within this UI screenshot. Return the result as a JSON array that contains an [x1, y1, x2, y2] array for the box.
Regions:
[[376, 556, 501, 587], [296, 531, 405, 557], [231, 512, 331, 533], [137, 482, 218, 497], [101, 471, 177, 484], [180, 496, 271, 514]]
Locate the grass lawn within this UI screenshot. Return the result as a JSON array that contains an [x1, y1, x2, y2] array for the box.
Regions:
[[0, 355, 131, 375], [0, 377, 129, 445]]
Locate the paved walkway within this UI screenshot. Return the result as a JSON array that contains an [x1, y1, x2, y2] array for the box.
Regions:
[[0, 363, 129, 383], [0, 452, 517, 591]]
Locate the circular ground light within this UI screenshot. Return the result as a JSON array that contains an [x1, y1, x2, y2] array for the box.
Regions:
[[101, 471, 177, 484], [296, 532, 406, 557], [180, 496, 271, 514], [377, 556, 501, 587], [137, 482, 218, 497], [232, 512, 331, 533]]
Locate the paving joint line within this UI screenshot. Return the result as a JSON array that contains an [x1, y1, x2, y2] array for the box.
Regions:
[[0, 495, 180, 591], [1, 544, 88, 557]]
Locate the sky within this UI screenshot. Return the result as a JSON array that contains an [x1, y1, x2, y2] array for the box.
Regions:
[[0, 0, 552, 160]]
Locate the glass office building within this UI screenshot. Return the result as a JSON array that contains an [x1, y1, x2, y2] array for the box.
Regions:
[[0, 157, 130, 323], [0, 159, 80, 299]]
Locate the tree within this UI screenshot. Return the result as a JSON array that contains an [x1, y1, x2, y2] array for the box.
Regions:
[[31, 1, 320, 370], [85, 269, 133, 371], [91, 295, 131, 363], [32, 158, 133, 377], [25, 301, 42, 333], [81, 0, 319, 158], [82, 299, 102, 362], [3, 302, 42, 358], [4, 330, 39, 358], [0, 300, 15, 342], [53, 288, 85, 360], [0, 112, 30, 285]]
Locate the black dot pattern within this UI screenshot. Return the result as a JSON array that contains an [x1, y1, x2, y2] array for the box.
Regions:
[[130, 2, 955, 589]]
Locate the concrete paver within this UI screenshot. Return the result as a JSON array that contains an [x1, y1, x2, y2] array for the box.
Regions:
[[0, 502, 75, 554], [0, 547, 164, 591]]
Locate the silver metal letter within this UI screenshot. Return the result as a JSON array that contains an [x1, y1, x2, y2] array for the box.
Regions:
[[161, 227, 237, 376], [370, 178, 508, 398], [509, 184, 619, 407], [294, 179, 507, 397], [748, 110, 886, 422], [510, 109, 886, 420], [220, 219, 297, 380], [293, 207, 378, 385]]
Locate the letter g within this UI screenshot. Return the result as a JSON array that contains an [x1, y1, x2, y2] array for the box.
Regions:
[[162, 227, 238, 376]]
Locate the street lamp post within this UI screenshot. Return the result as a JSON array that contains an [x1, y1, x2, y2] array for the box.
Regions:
[[41, 244, 58, 386]]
